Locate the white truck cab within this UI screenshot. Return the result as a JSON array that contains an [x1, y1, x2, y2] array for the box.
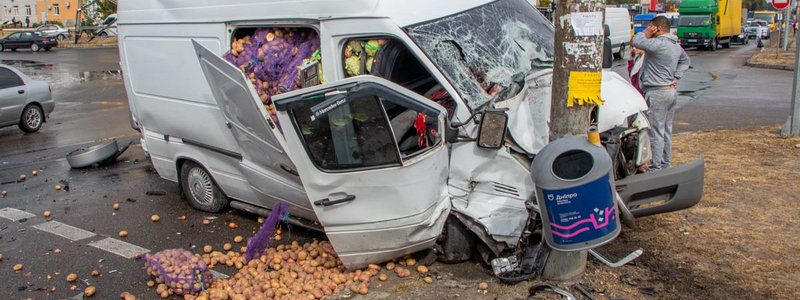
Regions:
[[119, 0, 704, 270]]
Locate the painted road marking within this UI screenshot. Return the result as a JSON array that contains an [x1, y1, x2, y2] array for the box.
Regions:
[[210, 270, 230, 280], [32, 221, 97, 241], [89, 237, 150, 259], [0, 207, 36, 222]]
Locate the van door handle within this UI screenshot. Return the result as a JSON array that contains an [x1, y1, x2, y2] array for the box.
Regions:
[[17, 90, 24, 94], [313, 194, 356, 207]]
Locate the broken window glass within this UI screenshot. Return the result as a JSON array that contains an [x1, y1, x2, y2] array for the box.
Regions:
[[406, 0, 554, 109]]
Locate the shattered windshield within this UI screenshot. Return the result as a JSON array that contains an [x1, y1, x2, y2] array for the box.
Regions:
[[405, 0, 554, 109]]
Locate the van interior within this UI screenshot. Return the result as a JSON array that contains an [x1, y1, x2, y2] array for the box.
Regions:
[[225, 28, 451, 159]]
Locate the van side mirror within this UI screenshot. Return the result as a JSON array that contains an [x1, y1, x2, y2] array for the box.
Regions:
[[477, 109, 508, 149]]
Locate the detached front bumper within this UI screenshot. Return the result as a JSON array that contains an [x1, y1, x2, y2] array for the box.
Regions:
[[615, 158, 705, 217]]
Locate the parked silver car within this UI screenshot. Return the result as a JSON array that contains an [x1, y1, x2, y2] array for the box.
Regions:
[[0, 65, 54, 132], [35, 24, 71, 42]]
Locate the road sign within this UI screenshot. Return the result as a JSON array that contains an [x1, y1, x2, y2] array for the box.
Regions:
[[773, 0, 789, 10]]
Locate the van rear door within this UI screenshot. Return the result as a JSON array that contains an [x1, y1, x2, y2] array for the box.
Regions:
[[192, 41, 313, 219], [271, 76, 451, 269]]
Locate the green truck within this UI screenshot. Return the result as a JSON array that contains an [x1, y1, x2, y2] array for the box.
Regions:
[[678, 0, 742, 50]]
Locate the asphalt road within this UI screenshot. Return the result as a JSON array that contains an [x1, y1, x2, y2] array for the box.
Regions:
[[0, 44, 793, 299]]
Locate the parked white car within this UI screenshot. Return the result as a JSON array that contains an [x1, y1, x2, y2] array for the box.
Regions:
[[36, 24, 71, 42], [0, 65, 54, 132]]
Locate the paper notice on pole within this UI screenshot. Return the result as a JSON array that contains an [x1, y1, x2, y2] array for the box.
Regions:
[[570, 12, 603, 36], [567, 71, 603, 107]]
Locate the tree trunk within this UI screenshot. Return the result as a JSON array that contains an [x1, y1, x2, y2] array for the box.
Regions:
[[542, 0, 605, 280]]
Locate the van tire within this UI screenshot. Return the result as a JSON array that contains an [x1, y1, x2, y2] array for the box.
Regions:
[[436, 216, 475, 264], [180, 161, 228, 212]]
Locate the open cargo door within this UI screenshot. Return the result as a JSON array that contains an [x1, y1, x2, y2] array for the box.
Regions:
[[192, 40, 313, 219], [272, 76, 452, 269]]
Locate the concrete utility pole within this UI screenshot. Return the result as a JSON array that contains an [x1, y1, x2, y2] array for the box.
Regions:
[[544, 0, 605, 280]]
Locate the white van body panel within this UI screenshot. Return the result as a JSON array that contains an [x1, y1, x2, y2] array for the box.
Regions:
[[119, 0, 492, 27], [605, 7, 632, 56]]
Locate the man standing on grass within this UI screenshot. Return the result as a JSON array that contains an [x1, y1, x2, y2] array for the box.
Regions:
[[632, 16, 691, 171]]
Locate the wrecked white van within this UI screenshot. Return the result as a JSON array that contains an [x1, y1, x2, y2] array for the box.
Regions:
[[118, 0, 704, 270]]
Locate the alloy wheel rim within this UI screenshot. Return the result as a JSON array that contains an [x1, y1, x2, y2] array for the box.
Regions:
[[25, 108, 41, 129], [187, 167, 214, 205]]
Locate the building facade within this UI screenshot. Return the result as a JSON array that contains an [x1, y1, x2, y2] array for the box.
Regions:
[[36, 0, 78, 26], [1, 0, 39, 25]]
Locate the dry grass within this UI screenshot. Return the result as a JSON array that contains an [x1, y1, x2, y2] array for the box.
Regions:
[[585, 126, 800, 299]]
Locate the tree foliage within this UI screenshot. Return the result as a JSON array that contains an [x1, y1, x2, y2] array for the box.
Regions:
[[96, 0, 117, 19], [744, 0, 769, 11]]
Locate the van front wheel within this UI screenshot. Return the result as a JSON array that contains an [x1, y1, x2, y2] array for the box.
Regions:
[[180, 161, 228, 212]]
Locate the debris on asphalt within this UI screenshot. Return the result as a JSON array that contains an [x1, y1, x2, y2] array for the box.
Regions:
[[141, 249, 212, 296], [223, 243, 232, 251], [13, 263, 23, 271], [54, 248, 61, 254], [416, 265, 429, 274], [91, 270, 100, 277], [423, 276, 433, 284], [478, 282, 489, 290], [119, 230, 128, 238], [145, 191, 166, 196], [84, 286, 96, 297], [201, 220, 211, 225], [227, 222, 238, 229], [19, 174, 26, 182], [120, 291, 136, 300], [0, 253, 3, 261], [203, 245, 212, 254], [1, 190, 6, 197], [405, 257, 417, 267], [43, 211, 51, 218], [58, 180, 70, 191], [178, 215, 187, 221], [67, 139, 131, 169], [125, 198, 136, 203], [150, 215, 160, 222], [55, 184, 62, 191], [66, 273, 78, 282], [31, 170, 38, 176]]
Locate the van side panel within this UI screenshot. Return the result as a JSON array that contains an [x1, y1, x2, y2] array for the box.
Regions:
[[120, 23, 240, 153], [142, 129, 258, 203]]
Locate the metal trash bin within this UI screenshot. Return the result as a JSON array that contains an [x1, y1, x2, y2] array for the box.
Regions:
[[533, 135, 620, 251]]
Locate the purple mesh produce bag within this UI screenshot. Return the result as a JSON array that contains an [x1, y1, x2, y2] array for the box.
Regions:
[[224, 28, 320, 106], [245, 201, 289, 262], [141, 249, 213, 295]]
